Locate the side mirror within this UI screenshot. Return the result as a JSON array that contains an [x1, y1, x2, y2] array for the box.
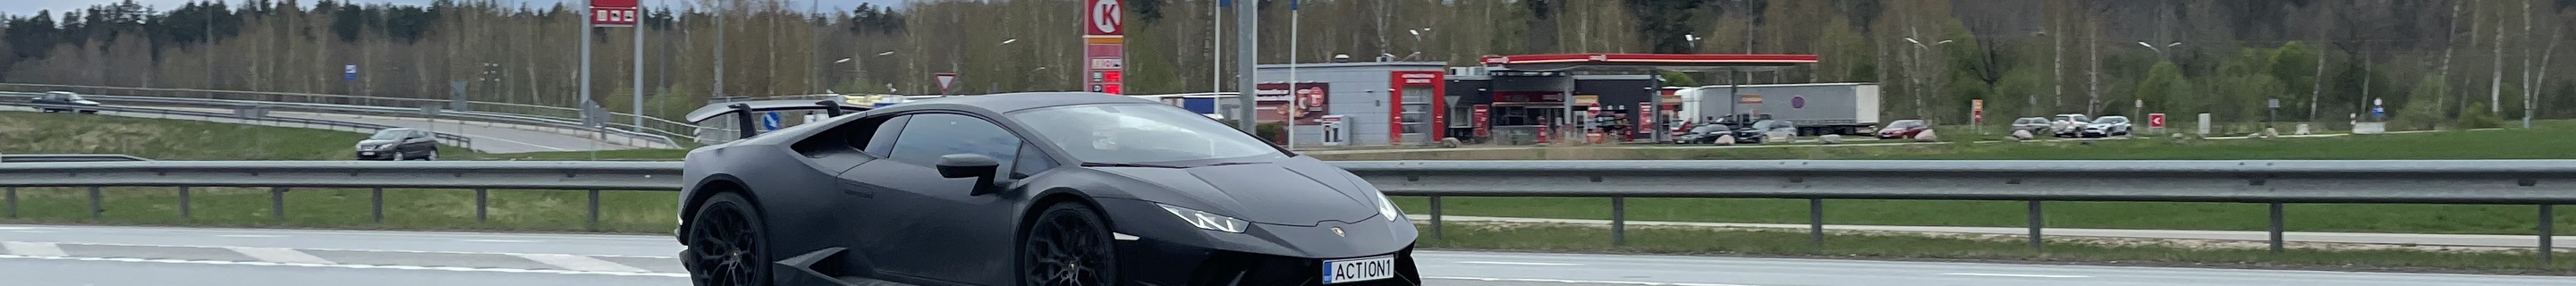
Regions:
[[935, 154, 1002, 179]]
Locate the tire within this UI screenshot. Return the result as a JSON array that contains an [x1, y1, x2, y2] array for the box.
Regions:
[[425, 149, 438, 161], [687, 192, 769, 286], [1019, 203, 1115, 286]]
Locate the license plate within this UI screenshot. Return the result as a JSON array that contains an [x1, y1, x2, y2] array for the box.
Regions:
[[360, 152, 376, 156], [1321, 255, 1396, 284]]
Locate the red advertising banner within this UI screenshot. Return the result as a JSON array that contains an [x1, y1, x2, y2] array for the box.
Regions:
[[1254, 82, 1330, 125], [1471, 105, 1491, 137], [1084, 0, 1124, 36], [589, 0, 639, 27]]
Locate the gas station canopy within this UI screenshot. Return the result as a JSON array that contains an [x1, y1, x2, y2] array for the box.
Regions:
[[1479, 54, 1818, 72]]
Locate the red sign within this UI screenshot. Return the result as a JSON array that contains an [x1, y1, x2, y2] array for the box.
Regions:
[[1254, 82, 1330, 125], [1084, 0, 1124, 36], [1638, 103, 1656, 126], [2148, 114, 2167, 128], [1471, 105, 1491, 137], [934, 72, 958, 94], [589, 0, 639, 27]]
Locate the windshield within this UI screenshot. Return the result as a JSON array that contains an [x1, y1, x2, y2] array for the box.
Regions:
[[1888, 120, 1925, 129], [1009, 103, 1284, 164], [369, 130, 409, 139]]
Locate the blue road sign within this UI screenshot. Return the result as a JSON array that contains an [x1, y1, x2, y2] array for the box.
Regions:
[[344, 64, 358, 80], [2371, 106, 2385, 117], [760, 112, 784, 130]]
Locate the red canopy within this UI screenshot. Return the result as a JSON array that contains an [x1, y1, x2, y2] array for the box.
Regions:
[[1479, 54, 1818, 72]]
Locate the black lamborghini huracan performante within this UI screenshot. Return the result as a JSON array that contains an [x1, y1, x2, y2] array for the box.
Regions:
[[675, 93, 1422, 286]]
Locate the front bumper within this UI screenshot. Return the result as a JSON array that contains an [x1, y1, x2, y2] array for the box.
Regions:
[[1097, 198, 1423, 286], [353, 150, 398, 160], [1120, 238, 1422, 286]]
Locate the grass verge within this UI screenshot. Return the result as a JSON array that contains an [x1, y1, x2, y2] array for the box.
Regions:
[[0, 111, 469, 160]]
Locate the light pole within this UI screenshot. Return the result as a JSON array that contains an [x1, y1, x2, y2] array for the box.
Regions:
[[2137, 41, 2182, 60], [1403, 28, 1431, 61], [1683, 34, 1701, 53], [1904, 38, 1953, 121]]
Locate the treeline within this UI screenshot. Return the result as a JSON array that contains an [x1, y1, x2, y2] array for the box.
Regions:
[[1, 0, 2572, 128]]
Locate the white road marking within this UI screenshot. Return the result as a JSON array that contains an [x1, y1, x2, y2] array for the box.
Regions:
[[225, 247, 337, 265], [1427, 276, 1760, 286], [509, 253, 653, 273], [0, 254, 687, 277], [1, 241, 66, 257], [461, 240, 541, 243], [216, 234, 286, 238], [1458, 261, 1584, 266], [1937, 273, 2091, 278], [0, 227, 38, 230], [12, 231, 58, 233], [5, 240, 676, 259]]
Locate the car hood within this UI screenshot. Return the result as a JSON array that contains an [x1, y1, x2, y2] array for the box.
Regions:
[[1089, 160, 1379, 227]]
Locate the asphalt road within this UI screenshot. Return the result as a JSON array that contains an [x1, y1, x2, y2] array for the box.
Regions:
[[77, 106, 654, 154], [1416, 215, 2576, 249], [0, 224, 2563, 286]]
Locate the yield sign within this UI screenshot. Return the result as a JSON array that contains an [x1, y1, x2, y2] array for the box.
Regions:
[[935, 72, 958, 95]]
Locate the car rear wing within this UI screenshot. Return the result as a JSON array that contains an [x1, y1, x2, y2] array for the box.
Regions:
[[685, 99, 874, 139]]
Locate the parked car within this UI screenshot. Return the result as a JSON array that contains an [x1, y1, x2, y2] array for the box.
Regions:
[[354, 128, 440, 161], [1877, 120, 1930, 139], [29, 91, 100, 114], [2084, 115, 2134, 138], [1678, 124, 1733, 144], [2011, 117, 2052, 135], [1734, 120, 1798, 143], [2050, 114, 2092, 138]]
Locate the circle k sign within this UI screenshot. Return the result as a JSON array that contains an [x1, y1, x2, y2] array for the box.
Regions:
[[1088, 0, 1124, 36]]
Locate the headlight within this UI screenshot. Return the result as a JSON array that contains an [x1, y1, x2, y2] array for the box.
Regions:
[[1376, 195, 1403, 222], [1157, 204, 1246, 233]]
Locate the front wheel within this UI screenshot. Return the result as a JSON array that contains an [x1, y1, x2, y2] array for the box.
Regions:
[[687, 192, 769, 286], [424, 149, 439, 161], [1020, 203, 1115, 286]]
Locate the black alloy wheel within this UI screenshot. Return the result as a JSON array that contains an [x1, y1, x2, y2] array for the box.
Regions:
[[689, 192, 769, 286], [1021, 203, 1117, 286]]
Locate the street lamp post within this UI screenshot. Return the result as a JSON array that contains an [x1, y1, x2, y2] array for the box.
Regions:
[[1904, 38, 1953, 121], [2137, 41, 2183, 60]]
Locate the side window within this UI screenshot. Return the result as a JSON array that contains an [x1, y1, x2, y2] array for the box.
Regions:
[[1011, 143, 1057, 179], [859, 115, 911, 158], [887, 114, 1021, 170]]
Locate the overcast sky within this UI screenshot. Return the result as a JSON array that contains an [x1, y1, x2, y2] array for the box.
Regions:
[[9, 0, 912, 17]]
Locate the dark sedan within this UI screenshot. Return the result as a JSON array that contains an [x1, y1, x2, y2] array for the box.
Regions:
[[353, 128, 440, 161], [674, 93, 1420, 286]]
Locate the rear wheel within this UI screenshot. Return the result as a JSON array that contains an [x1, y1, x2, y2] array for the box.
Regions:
[[425, 149, 439, 161], [687, 192, 769, 286], [1019, 203, 1115, 286]]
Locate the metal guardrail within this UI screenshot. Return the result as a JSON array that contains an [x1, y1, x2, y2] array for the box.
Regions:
[[0, 159, 2570, 263], [0, 154, 150, 163], [0, 84, 683, 148], [1, 102, 474, 149]]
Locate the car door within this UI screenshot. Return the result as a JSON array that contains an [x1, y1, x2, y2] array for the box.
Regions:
[[406, 130, 434, 156], [835, 113, 1030, 282]]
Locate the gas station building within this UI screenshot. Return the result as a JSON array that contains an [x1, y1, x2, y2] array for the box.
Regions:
[[1237, 54, 1816, 147]]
